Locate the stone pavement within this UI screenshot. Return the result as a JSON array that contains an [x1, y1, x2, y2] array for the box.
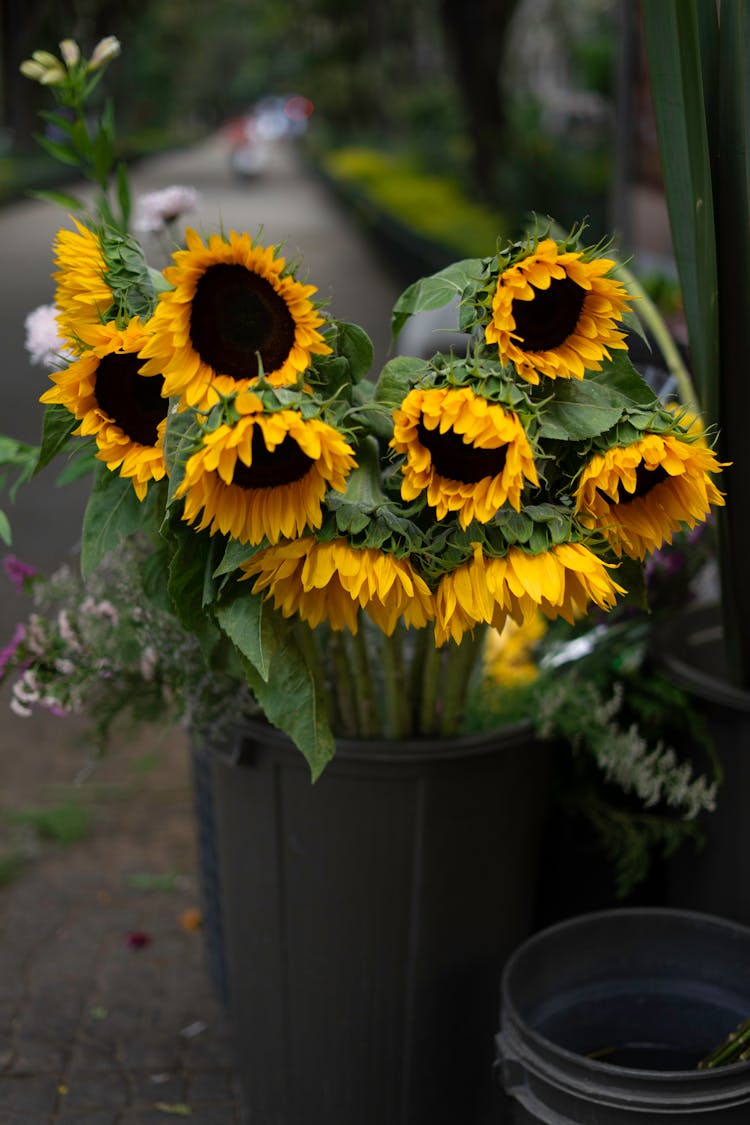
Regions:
[[0, 711, 244, 1124]]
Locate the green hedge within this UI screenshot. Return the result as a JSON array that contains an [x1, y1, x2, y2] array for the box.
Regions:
[[319, 146, 507, 259]]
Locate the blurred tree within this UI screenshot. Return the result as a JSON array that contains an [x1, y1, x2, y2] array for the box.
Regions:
[[438, 0, 520, 202]]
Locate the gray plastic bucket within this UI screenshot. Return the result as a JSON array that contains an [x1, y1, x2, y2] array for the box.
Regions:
[[498, 908, 750, 1123]]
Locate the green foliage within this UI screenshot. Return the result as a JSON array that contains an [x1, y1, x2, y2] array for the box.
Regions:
[[642, 0, 750, 687], [7, 803, 91, 847], [321, 147, 507, 259]]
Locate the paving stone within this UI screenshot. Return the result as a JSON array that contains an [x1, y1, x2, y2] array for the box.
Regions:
[[0, 1073, 59, 1112]]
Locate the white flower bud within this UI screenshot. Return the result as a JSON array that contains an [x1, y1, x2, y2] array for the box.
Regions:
[[59, 39, 81, 67], [39, 66, 67, 86], [88, 36, 121, 71], [20, 59, 46, 81], [32, 49, 61, 68]]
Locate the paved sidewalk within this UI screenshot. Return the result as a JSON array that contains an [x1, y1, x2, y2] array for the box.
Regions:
[[0, 712, 243, 1124]]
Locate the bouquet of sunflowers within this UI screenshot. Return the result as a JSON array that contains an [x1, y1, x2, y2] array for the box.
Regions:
[[1, 37, 726, 784]]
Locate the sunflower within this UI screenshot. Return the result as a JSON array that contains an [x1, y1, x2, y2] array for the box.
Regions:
[[39, 318, 167, 500], [574, 433, 726, 559], [484, 238, 632, 384], [53, 220, 113, 347], [175, 399, 356, 545], [391, 385, 538, 527], [138, 229, 332, 406], [484, 613, 547, 688], [434, 542, 624, 645], [240, 537, 434, 635]]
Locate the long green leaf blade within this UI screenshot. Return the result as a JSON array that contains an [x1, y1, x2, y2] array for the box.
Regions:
[[641, 0, 718, 418]]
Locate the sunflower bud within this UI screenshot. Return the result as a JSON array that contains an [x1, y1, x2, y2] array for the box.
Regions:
[[88, 35, 121, 71]]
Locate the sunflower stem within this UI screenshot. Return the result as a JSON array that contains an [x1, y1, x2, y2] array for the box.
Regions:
[[439, 627, 487, 737], [409, 627, 432, 734], [327, 630, 359, 738], [379, 624, 410, 739], [348, 619, 379, 737], [419, 638, 442, 736], [613, 263, 700, 413]]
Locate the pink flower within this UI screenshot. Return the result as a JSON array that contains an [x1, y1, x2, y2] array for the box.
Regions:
[[3, 556, 38, 593], [0, 624, 26, 676], [133, 185, 200, 233], [24, 304, 70, 369]]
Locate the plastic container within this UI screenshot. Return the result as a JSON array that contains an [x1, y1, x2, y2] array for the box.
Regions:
[[654, 604, 750, 926], [498, 907, 750, 1123], [209, 718, 550, 1125]]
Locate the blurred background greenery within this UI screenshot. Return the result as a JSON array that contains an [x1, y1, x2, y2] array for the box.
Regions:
[[0, 0, 679, 310]]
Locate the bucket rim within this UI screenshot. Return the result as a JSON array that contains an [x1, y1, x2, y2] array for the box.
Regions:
[[501, 906, 750, 1084], [208, 714, 538, 766]]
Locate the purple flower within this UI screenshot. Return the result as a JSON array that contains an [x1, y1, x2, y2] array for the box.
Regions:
[[0, 624, 26, 676], [3, 556, 38, 593]]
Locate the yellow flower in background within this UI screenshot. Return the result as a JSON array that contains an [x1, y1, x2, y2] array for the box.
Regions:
[[391, 385, 538, 527], [241, 537, 434, 634], [484, 614, 547, 688], [138, 229, 332, 406], [53, 221, 113, 347], [485, 238, 631, 384], [434, 542, 624, 645], [574, 433, 726, 559], [39, 318, 167, 500], [175, 400, 356, 545]]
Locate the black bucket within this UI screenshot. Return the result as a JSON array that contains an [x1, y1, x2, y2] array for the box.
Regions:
[[210, 718, 550, 1125], [498, 908, 750, 1122]]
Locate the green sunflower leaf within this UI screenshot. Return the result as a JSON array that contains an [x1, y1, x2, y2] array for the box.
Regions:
[[215, 593, 281, 682], [374, 356, 426, 406], [164, 410, 201, 504], [391, 258, 484, 341], [588, 351, 661, 406], [538, 380, 626, 441], [162, 521, 222, 660], [139, 547, 174, 613], [54, 443, 98, 485], [336, 321, 374, 382], [239, 625, 335, 780], [80, 466, 145, 576], [214, 538, 259, 577], [35, 405, 78, 475]]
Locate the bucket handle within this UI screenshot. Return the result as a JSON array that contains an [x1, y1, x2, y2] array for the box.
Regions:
[[495, 1029, 528, 1097]]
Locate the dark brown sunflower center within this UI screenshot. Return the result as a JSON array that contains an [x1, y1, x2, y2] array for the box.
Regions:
[[94, 353, 167, 446], [600, 464, 670, 507], [511, 275, 586, 352], [417, 420, 507, 484], [190, 263, 296, 380], [232, 425, 314, 490]]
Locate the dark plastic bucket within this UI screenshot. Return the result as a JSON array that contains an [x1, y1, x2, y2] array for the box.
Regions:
[[653, 604, 750, 926], [210, 718, 550, 1125], [498, 908, 750, 1123]]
